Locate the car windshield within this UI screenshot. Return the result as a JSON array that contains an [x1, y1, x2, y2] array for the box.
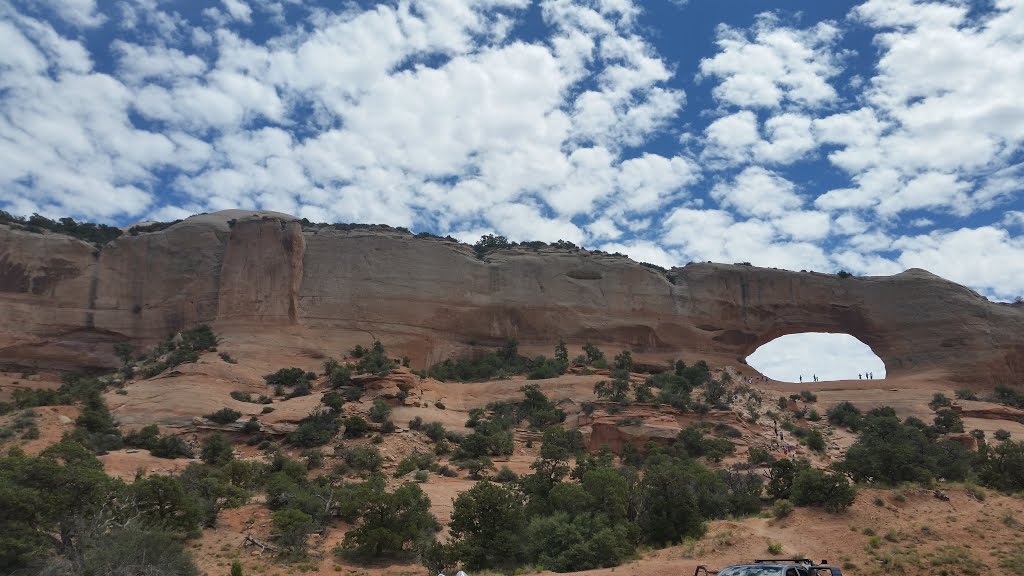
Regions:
[[719, 566, 783, 576]]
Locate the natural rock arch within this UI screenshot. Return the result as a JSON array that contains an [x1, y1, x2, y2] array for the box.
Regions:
[[1, 211, 1023, 387]]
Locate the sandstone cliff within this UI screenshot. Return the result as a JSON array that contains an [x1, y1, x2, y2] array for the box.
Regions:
[[2, 210, 1023, 386]]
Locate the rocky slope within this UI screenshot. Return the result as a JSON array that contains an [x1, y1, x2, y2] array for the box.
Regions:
[[2, 210, 1023, 386]]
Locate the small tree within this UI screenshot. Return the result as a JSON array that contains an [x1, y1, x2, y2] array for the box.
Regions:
[[200, 433, 234, 465], [791, 468, 855, 512], [273, 508, 315, 554], [933, 408, 965, 434], [582, 342, 605, 365], [369, 399, 392, 423], [554, 340, 569, 364], [231, 560, 244, 576]]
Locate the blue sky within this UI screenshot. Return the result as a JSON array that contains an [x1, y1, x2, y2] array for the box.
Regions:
[[2, 0, 1023, 379]]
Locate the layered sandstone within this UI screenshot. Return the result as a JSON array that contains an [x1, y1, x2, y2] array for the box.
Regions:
[[2, 210, 1023, 386]]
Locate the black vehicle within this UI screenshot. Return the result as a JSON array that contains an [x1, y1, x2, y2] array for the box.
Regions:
[[694, 558, 843, 576]]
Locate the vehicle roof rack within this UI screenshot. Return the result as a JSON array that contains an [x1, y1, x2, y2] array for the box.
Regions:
[[753, 559, 815, 565]]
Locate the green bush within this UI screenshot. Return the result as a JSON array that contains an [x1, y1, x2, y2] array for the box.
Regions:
[[772, 499, 794, 518], [369, 399, 392, 423], [272, 508, 315, 554], [342, 415, 371, 438], [200, 433, 235, 465], [494, 466, 518, 483], [930, 392, 952, 409], [422, 421, 447, 442], [207, 407, 241, 424], [955, 388, 978, 400], [264, 367, 307, 387], [827, 401, 863, 431], [805, 429, 827, 452], [342, 445, 383, 472], [791, 468, 855, 512], [288, 410, 342, 447], [933, 409, 965, 434]]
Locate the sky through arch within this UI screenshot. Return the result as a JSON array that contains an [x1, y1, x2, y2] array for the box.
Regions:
[[745, 332, 885, 383]]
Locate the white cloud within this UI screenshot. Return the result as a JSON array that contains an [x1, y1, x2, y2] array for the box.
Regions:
[[598, 239, 678, 268], [711, 166, 803, 217], [222, 0, 252, 23], [892, 226, 1024, 300], [702, 110, 759, 165], [698, 13, 843, 109], [662, 207, 831, 271], [877, 172, 971, 217], [812, 0, 1024, 220], [614, 154, 700, 214], [35, 0, 105, 27], [772, 210, 831, 241]]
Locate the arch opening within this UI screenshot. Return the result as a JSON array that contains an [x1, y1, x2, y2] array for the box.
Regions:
[[745, 333, 885, 383]]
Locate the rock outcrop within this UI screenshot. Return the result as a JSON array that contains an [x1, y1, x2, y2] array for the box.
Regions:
[[2, 210, 1023, 386]]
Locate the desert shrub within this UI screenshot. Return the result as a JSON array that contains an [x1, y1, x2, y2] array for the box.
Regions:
[[285, 380, 311, 399], [494, 466, 518, 483], [200, 433, 235, 465], [992, 384, 1024, 408], [321, 390, 345, 412], [422, 421, 447, 442], [994, 429, 1012, 441], [354, 340, 395, 376], [288, 409, 342, 447], [342, 415, 371, 438], [955, 388, 978, 400], [272, 508, 315, 554], [409, 416, 424, 430], [527, 355, 569, 380], [933, 408, 965, 434], [772, 499, 794, 518], [827, 401, 863, 431], [791, 468, 855, 512], [264, 367, 307, 387], [341, 445, 383, 472], [979, 440, 1024, 492], [930, 392, 952, 409], [799, 390, 818, 402], [369, 399, 392, 423], [427, 339, 529, 381], [805, 429, 827, 453], [206, 407, 241, 424], [748, 446, 773, 465], [677, 426, 735, 462], [340, 482, 438, 559]]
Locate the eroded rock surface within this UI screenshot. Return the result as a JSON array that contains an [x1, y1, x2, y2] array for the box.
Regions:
[[2, 210, 1023, 386]]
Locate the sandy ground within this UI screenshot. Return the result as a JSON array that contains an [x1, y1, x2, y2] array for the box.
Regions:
[[5, 336, 1024, 576]]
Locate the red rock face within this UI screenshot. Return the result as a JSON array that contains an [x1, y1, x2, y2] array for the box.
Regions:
[[2, 210, 1023, 387]]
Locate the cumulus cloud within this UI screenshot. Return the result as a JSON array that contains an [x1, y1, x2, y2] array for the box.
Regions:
[[711, 166, 804, 218], [2, 0, 1023, 306], [698, 13, 844, 109]]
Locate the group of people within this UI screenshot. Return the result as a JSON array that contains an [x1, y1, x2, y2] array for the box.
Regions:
[[858, 372, 875, 379], [798, 374, 819, 382]]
